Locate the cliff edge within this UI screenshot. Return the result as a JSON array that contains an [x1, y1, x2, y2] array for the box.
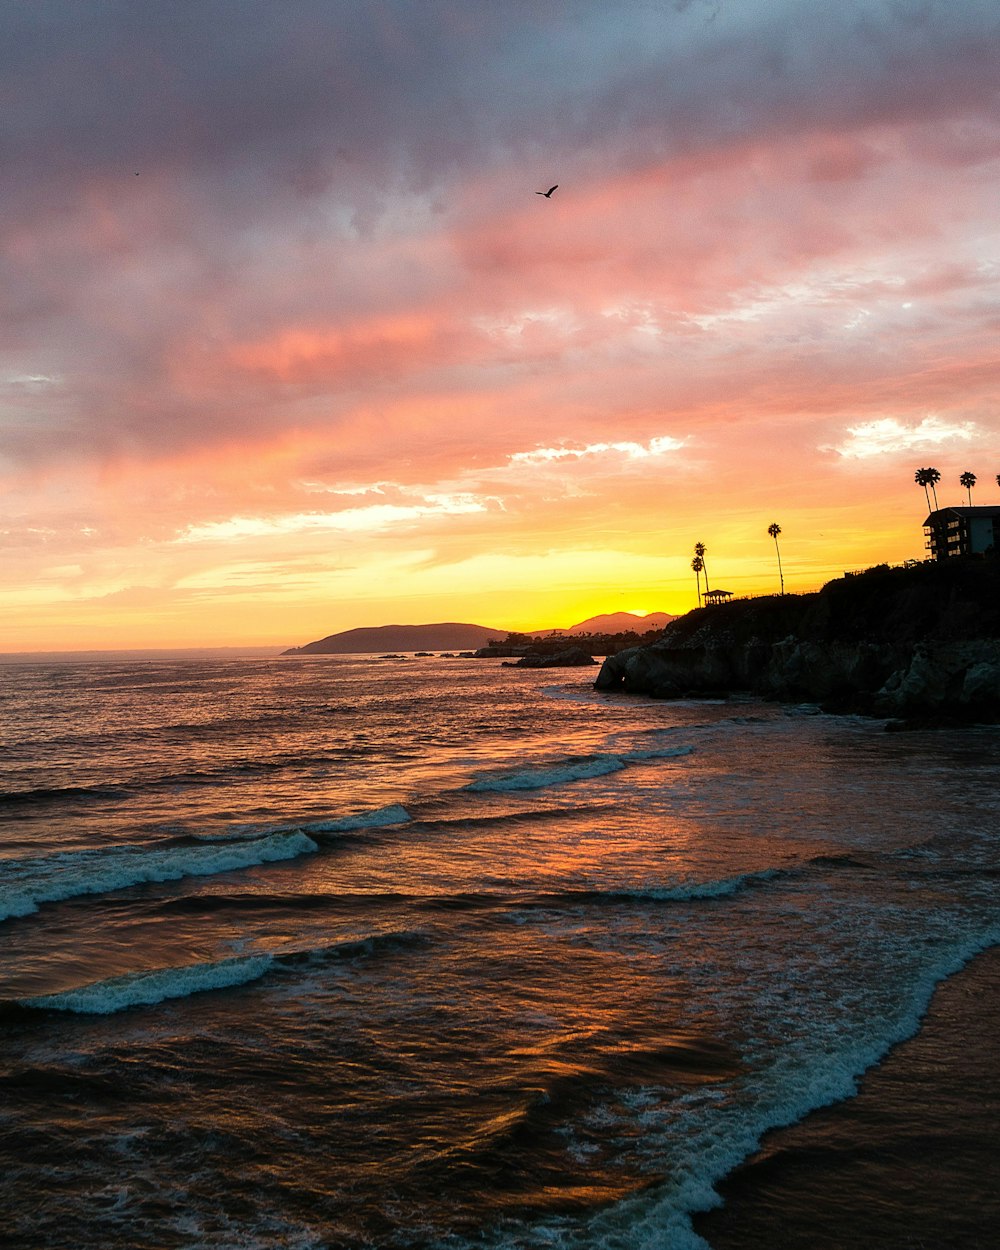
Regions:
[[595, 558, 1000, 721]]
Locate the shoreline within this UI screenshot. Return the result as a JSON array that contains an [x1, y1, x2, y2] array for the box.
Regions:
[[694, 944, 1000, 1249]]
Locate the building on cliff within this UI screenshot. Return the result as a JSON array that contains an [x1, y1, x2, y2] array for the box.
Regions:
[[923, 507, 1000, 560]]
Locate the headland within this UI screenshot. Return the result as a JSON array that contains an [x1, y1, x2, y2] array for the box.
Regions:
[[595, 557, 1000, 723]]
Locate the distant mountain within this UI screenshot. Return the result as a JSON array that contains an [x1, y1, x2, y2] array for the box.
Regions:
[[285, 612, 678, 656], [284, 622, 504, 655], [557, 611, 677, 636]]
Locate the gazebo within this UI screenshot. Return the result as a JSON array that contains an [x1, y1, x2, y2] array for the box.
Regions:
[[703, 589, 734, 606]]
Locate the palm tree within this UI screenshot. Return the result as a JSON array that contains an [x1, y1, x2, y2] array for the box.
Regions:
[[767, 522, 785, 595], [693, 541, 709, 593], [914, 466, 942, 512], [960, 471, 976, 507], [915, 467, 932, 511], [926, 467, 941, 509], [691, 555, 704, 607]]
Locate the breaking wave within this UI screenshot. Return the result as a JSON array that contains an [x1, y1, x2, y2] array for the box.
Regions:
[[22, 954, 275, 1015], [466, 745, 693, 792], [18, 929, 425, 1015], [0, 830, 318, 922]]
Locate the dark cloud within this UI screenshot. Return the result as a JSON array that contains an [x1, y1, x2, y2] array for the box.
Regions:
[[1, 0, 998, 469], [4, 2, 994, 203]]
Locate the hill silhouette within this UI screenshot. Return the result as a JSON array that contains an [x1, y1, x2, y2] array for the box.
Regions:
[[554, 611, 676, 635], [284, 622, 502, 655], [285, 611, 678, 656]]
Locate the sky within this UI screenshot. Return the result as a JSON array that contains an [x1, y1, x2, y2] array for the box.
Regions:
[[2, 0, 999, 651]]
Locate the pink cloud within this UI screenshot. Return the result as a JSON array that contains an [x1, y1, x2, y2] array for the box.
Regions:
[[1, 2, 999, 646]]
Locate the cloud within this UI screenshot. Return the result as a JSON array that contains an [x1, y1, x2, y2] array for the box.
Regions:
[[823, 416, 980, 459], [2, 2, 1000, 646], [509, 436, 685, 465], [175, 493, 489, 544]]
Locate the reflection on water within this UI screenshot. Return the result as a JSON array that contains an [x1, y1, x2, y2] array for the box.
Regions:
[[1, 656, 998, 1248]]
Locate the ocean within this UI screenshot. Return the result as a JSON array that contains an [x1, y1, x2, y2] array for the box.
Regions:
[[1, 652, 998, 1249]]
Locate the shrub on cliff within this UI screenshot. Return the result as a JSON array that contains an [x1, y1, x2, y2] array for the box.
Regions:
[[655, 557, 1000, 652]]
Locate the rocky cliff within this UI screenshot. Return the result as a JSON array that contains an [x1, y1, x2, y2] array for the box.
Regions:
[[595, 558, 1000, 722]]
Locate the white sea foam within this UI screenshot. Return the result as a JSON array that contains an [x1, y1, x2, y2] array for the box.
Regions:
[[466, 757, 627, 791], [471, 927, 1000, 1250], [0, 830, 318, 922], [466, 746, 693, 792], [21, 928, 426, 1016], [299, 803, 411, 833], [599, 933, 1000, 1250], [23, 954, 274, 1015], [614, 868, 779, 902]]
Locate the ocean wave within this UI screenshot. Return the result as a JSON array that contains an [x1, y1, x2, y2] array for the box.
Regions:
[[21, 954, 274, 1015], [299, 803, 412, 836], [6, 709, 303, 760], [586, 869, 779, 902], [161, 750, 355, 783], [513, 870, 781, 908], [401, 871, 781, 914], [0, 830, 318, 922], [186, 802, 413, 845], [0, 749, 356, 812], [0, 782, 129, 808], [560, 933, 1000, 1250], [623, 744, 695, 762], [277, 927, 427, 967], [466, 757, 628, 792], [465, 746, 693, 792], [143, 871, 776, 926], [17, 928, 425, 1015], [806, 851, 871, 870]]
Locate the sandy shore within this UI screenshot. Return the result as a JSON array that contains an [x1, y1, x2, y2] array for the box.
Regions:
[[694, 944, 1000, 1250]]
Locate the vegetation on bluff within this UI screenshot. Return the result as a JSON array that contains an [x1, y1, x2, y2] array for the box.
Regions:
[[656, 556, 1000, 653], [596, 556, 1000, 722]]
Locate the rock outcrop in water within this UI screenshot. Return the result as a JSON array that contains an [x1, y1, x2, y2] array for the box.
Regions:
[[504, 646, 597, 669], [595, 558, 1000, 722]]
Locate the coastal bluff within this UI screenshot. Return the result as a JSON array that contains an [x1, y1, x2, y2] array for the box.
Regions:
[[595, 558, 1000, 721]]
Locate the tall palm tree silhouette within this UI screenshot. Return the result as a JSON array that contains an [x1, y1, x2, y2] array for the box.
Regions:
[[767, 522, 785, 595], [926, 467, 941, 509], [694, 542, 709, 593], [914, 467, 941, 511], [915, 468, 934, 511], [960, 471, 976, 507], [691, 555, 704, 607]]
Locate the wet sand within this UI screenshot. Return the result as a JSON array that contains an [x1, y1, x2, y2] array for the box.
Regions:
[[695, 945, 1000, 1250]]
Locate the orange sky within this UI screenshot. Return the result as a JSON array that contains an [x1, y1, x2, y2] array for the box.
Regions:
[[1, 2, 998, 651]]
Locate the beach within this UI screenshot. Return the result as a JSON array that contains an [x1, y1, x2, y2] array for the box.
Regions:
[[695, 945, 1000, 1250]]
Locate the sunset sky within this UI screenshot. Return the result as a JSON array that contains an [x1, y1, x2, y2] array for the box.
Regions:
[[2, 0, 999, 651]]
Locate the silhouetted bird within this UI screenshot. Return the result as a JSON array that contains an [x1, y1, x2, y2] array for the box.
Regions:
[[535, 185, 558, 197]]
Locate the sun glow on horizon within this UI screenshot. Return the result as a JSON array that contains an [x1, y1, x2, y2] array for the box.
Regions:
[[1, 4, 998, 651]]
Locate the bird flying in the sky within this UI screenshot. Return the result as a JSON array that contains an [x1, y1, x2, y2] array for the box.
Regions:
[[535, 185, 558, 197]]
